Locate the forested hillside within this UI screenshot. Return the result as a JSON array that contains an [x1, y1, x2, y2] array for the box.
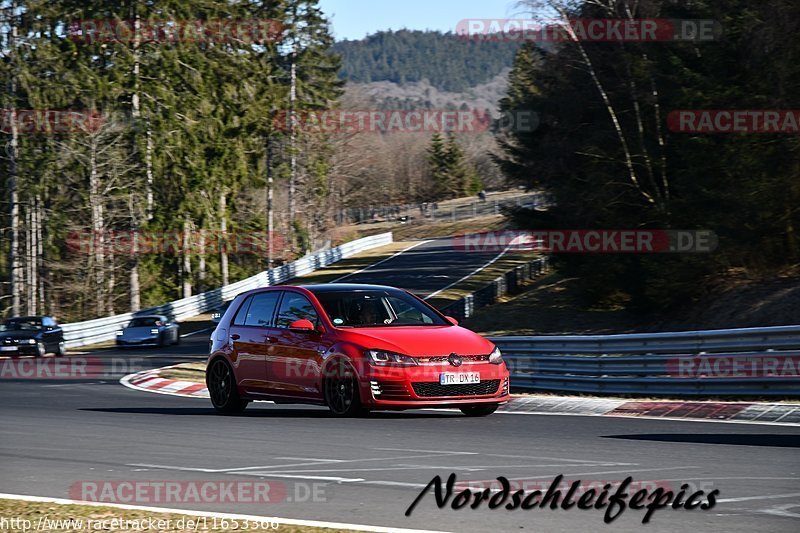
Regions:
[[332, 30, 520, 92]]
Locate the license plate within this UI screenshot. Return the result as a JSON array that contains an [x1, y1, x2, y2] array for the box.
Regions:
[[0, 346, 18, 352], [439, 372, 480, 385]]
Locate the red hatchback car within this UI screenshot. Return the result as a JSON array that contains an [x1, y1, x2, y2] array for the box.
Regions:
[[207, 284, 510, 417]]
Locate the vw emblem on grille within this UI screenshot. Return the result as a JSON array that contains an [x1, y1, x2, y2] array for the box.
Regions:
[[448, 353, 463, 367]]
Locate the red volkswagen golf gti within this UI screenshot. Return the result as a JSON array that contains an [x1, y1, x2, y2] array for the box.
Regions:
[[207, 284, 510, 417]]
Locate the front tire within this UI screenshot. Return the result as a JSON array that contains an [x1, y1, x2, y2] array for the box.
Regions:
[[460, 404, 499, 417], [207, 358, 249, 414], [323, 360, 367, 417], [36, 342, 46, 357]]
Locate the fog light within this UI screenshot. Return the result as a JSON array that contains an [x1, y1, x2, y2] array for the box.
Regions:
[[370, 380, 381, 396]]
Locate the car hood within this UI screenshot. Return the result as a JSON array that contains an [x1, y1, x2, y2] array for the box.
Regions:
[[0, 331, 39, 340], [336, 325, 494, 356]]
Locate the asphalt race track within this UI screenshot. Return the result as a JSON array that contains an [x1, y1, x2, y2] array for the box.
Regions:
[[332, 237, 505, 297], [1, 238, 799, 532]]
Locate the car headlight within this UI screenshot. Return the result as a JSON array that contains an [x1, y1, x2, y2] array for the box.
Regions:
[[27, 339, 37, 345], [150, 328, 160, 335], [488, 346, 503, 365], [366, 350, 418, 366], [116, 330, 123, 336]]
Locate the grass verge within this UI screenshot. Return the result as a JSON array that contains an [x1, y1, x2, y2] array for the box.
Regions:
[[0, 499, 354, 532], [159, 362, 206, 383]]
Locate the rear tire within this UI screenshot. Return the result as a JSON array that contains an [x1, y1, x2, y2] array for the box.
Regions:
[[323, 360, 367, 417], [460, 404, 499, 417], [207, 358, 249, 414], [55, 341, 66, 357], [174, 330, 181, 345]]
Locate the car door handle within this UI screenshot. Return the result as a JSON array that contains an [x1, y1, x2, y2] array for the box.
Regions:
[[230, 334, 240, 340]]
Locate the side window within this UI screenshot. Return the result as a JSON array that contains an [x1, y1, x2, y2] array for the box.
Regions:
[[42, 317, 54, 327], [276, 293, 319, 328], [232, 296, 253, 326], [243, 292, 281, 327]]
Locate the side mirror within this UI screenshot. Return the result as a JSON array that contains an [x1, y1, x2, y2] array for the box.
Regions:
[[445, 316, 459, 326], [289, 319, 316, 332]]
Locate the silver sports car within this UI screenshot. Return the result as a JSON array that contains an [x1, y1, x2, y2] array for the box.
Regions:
[[116, 315, 180, 347]]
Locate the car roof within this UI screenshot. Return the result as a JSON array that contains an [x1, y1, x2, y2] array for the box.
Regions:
[[131, 315, 166, 320], [298, 283, 404, 293]]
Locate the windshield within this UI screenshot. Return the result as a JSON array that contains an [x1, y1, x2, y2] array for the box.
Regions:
[[314, 290, 448, 328], [1, 319, 42, 332], [128, 317, 162, 328]]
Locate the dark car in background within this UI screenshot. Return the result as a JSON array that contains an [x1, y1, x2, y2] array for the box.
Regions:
[[116, 315, 180, 348], [0, 316, 66, 357]]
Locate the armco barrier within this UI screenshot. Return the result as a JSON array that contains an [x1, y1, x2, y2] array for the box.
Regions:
[[491, 326, 800, 396], [439, 256, 550, 321], [62, 232, 393, 348]]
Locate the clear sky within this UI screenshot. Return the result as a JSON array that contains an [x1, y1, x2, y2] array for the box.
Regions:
[[318, 0, 522, 41]]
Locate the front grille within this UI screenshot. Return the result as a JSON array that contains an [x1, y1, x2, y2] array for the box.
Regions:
[[423, 355, 489, 364], [412, 380, 500, 398]]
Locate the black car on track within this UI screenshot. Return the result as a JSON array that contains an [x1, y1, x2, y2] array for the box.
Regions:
[[0, 316, 66, 357]]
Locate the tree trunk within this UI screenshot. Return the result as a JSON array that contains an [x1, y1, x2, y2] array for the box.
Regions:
[[128, 6, 143, 312], [182, 218, 192, 298], [219, 192, 229, 287], [89, 137, 106, 316], [35, 196, 45, 314], [198, 228, 206, 293], [6, 3, 21, 316]]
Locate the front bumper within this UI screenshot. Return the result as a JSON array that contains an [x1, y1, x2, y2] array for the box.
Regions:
[[116, 338, 159, 347], [358, 362, 510, 409], [0, 344, 39, 356]]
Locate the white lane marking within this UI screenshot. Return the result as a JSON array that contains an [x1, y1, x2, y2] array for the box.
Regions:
[[374, 448, 479, 455], [762, 503, 800, 518], [181, 327, 211, 338], [502, 465, 699, 481], [424, 243, 512, 300], [481, 453, 636, 465], [0, 493, 448, 533], [717, 493, 800, 503], [128, 452, 487, 476], [330, 240, 433, 283], [244, 465, 488, 474], [250, 474, 366, 482], [275, 457, 343, 463]]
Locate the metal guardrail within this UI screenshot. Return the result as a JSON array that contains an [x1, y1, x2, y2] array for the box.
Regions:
[[61, 232, 393, 348], [491, 326, 800, 396], [439, 257, 550, 321]]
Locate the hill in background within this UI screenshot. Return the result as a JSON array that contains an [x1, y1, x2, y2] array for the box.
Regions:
[[331, 30, 520, 93]]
